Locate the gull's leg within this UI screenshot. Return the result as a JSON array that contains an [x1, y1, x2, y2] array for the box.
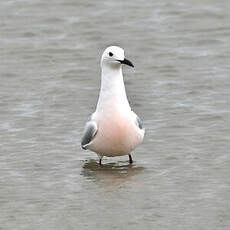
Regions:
[[129, 154, 133, 164], [98, 155, 103, 165]]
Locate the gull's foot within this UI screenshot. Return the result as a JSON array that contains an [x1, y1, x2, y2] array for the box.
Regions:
[[129, 154, 133, 164], [99, 158, 102, 165]]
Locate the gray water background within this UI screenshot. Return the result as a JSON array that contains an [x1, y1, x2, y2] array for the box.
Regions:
[[0, 0, 230, 229]]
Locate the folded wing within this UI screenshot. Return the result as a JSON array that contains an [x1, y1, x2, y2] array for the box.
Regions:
[[81, 117, 98, 150], [132, 111, 144, 130]]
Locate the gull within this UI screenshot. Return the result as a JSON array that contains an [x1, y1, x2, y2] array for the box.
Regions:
[[81, 46, 145, 165]]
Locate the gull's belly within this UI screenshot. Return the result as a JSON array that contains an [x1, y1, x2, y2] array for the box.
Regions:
[[90, 113, 142, 156]]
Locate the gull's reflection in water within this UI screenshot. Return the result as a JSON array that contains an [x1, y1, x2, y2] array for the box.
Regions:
[[82, 159, 144, 191]]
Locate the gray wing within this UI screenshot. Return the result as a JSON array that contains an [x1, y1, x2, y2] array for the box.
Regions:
[[81, 119, 98, 150], [132, 111, 143, 130]]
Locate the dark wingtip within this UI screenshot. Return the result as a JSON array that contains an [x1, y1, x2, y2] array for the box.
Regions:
[[81, 143, 87, 150]]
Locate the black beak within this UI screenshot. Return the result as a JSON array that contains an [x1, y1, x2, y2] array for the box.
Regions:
[[119, 58, 134, 67]]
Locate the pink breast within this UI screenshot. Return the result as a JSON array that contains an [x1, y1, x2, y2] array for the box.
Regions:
[[91, 113, 140, 156]]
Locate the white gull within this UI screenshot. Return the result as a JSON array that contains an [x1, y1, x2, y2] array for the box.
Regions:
[[81, 46, 145, 165]]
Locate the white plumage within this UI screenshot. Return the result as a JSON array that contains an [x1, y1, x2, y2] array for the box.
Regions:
[[81, 46, 145, 164]]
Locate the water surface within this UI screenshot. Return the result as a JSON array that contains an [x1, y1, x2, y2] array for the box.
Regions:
[[0, 0, 230, 229]]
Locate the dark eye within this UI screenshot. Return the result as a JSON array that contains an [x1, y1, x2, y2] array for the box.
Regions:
[[109, 52, 113, 57]]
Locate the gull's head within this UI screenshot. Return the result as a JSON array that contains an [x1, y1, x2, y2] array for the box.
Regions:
[[100, 46, 134, 69]]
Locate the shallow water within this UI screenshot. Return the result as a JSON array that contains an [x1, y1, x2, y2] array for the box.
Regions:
[[0, 0, 230, 229]]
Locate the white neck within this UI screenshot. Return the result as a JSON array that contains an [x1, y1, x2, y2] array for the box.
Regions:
[[96, 65, 130, 112]]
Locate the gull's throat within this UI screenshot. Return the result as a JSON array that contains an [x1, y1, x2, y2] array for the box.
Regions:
[[96, 66, 130, 111]]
